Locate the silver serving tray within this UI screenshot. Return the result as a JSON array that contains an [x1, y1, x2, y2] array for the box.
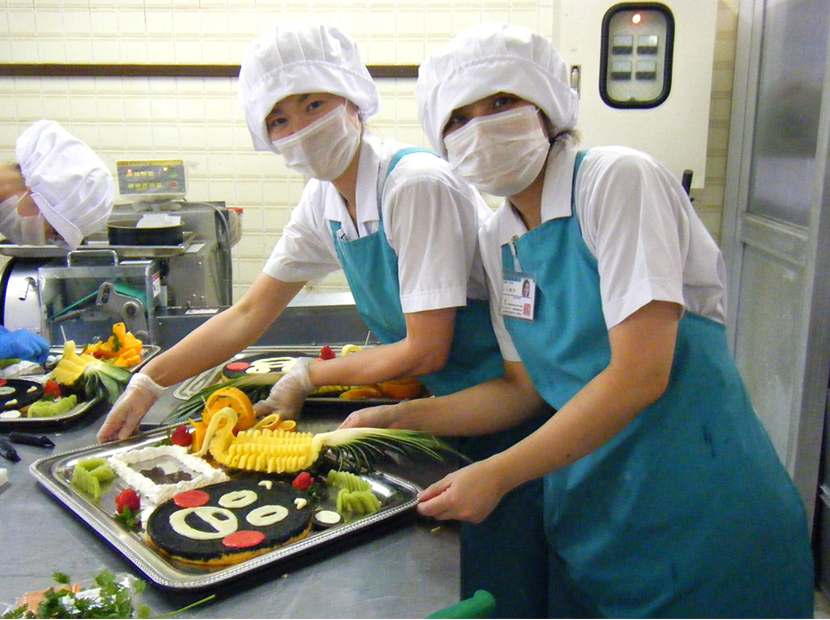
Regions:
[[0, 394, 102, 430], [0, 344, 160, 430], [30, 427, 420, 590], [172, 345, 397, 405]]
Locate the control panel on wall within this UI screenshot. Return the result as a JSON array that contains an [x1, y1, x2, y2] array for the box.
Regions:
[[601, 3, 674, 108], [556, 0, 717, 188]]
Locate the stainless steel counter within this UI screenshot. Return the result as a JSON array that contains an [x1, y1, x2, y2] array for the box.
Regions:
[[0, 398, 461, 618]]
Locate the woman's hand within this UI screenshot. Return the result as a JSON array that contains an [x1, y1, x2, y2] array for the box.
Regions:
[[252, 358, 315, 420], [338, 403, 403, 430], [417, 459, 506, 524], [97, 373, 165, 443]]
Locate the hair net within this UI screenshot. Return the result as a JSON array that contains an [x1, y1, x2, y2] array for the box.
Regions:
[[416, 22, 579, 156], [15, 120, 114, 250], [239, 20, 380, 153]]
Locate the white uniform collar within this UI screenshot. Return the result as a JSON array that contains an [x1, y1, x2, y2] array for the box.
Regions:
[[495, 140, 578, 243], [322, 131, 383, 236]]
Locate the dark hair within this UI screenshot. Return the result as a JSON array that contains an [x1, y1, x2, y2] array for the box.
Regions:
[[539, 110, 578, 145]]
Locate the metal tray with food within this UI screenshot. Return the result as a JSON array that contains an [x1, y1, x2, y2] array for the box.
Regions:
[[0, 391, 102, 430], [0, 343, 160, 430], [30, 427, 421, 590], [172, 345, 421, 406], [45, 344, 161, 371]]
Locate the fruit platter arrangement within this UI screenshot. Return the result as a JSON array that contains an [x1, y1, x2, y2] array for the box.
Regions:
[[162, 344, 429, 427], [30, 387, 463, 589], [0, 323, 158, 430]]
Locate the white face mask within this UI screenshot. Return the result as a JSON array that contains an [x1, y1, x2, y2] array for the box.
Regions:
[[272, 104, 362, 181], [0, 193, 47, 245], [444, 106, 550, 197]]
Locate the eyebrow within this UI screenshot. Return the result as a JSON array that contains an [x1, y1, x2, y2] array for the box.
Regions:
[[268, 93, 313, 117]]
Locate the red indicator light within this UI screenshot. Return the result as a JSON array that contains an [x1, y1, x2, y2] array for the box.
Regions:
[[632, 12, 642, 24]]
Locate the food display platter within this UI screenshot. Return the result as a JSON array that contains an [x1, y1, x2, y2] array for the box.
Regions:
[[0, 345, 160, 430], [0, 393, 102, 431], [30, 427, 421, 590], [173, 346, 397, 405]]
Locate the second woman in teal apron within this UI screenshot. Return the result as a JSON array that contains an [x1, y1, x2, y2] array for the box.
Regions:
[[343, 22, 814, 617]]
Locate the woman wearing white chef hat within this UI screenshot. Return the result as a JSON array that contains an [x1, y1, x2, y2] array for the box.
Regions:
[[0, 119, 113, 250], [98, 21, 552, 616], [341, 22, 814, 617], [0, 120, 113, 364]]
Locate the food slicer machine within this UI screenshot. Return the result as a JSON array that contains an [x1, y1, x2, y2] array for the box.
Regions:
[[0, 159, 240, 347]]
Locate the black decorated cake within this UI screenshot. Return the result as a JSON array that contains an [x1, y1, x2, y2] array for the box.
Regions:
[[146, 478, 313, 565], [221, 354, 297, 381]]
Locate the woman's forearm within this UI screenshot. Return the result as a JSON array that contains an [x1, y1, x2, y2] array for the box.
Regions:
[[143, 276, 304, 386], [308, 307, 457, 387], [387, 361, 546, 436]]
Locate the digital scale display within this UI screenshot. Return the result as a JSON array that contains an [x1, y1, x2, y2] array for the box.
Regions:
[[116, 160, 187, 196]]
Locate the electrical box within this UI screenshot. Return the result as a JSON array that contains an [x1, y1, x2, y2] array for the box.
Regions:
[[554, 0, 717, 188]]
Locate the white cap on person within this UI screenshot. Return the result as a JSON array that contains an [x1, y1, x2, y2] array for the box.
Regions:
[[238, 19, 380, 153], [416, 22, 579, 157], [15, 120, 113, 250]]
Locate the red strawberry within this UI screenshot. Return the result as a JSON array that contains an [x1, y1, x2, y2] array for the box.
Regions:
[[115, 488, 140, 514], [292, 471, 314, 491], [43, 380, 61, 398], [170, 424, 192, 447], [320, 345, 336, 360]]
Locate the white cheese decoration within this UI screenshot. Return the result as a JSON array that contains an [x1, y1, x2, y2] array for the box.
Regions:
[[247, 504, 289, 527], [244, 357, 297, 374], [170, 506, 237, 540], [108, 445, 229, 505], [219, 489, 257, 509]]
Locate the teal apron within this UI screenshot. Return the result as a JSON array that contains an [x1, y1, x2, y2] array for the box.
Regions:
[[502, 151, 814, 617], [332, 147, 552, 618]]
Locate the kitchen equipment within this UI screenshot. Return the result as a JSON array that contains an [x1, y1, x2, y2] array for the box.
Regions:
[[37, 250, 160, 344], [0, 200, 237, 346]]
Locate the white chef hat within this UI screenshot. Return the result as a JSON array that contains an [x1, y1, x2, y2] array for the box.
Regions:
[[238, 20, 380, 153], [15, 120, 113, 250], [416, 23, 579, 156]]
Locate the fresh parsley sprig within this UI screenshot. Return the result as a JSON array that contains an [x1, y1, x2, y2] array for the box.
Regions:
[[2, 570, 213, 619]]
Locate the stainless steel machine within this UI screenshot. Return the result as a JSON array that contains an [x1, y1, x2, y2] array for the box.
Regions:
[[0, 199, 239, 346]]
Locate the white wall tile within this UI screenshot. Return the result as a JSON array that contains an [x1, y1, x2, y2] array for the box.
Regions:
[[0, 0, 735, 303]]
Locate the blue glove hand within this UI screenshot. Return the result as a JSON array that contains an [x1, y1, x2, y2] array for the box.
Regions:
[[0, 326, 49, 364]]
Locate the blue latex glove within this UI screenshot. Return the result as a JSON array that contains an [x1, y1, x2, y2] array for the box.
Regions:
[[0, 325, 49, 365]]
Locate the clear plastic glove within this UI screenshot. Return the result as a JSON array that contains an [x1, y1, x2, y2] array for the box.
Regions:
[[0, 326, 49, 365], [97, 373, 166, 443], [253, 357, 315, 420]]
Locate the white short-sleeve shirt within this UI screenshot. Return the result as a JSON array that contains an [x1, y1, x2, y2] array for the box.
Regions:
[[263, 131, 493, 312], [480, 142, 728, 362]]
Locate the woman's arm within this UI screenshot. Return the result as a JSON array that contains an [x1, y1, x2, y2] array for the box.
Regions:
[[98, 274, 305, 441], [307, 306, 457, 387], [141, 273, 305, 386], [417, 299, 682, 523], [340, 358, 546, 436]]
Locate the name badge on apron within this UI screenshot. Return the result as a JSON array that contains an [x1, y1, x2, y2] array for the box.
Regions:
[[502, 270, 536, 321]]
